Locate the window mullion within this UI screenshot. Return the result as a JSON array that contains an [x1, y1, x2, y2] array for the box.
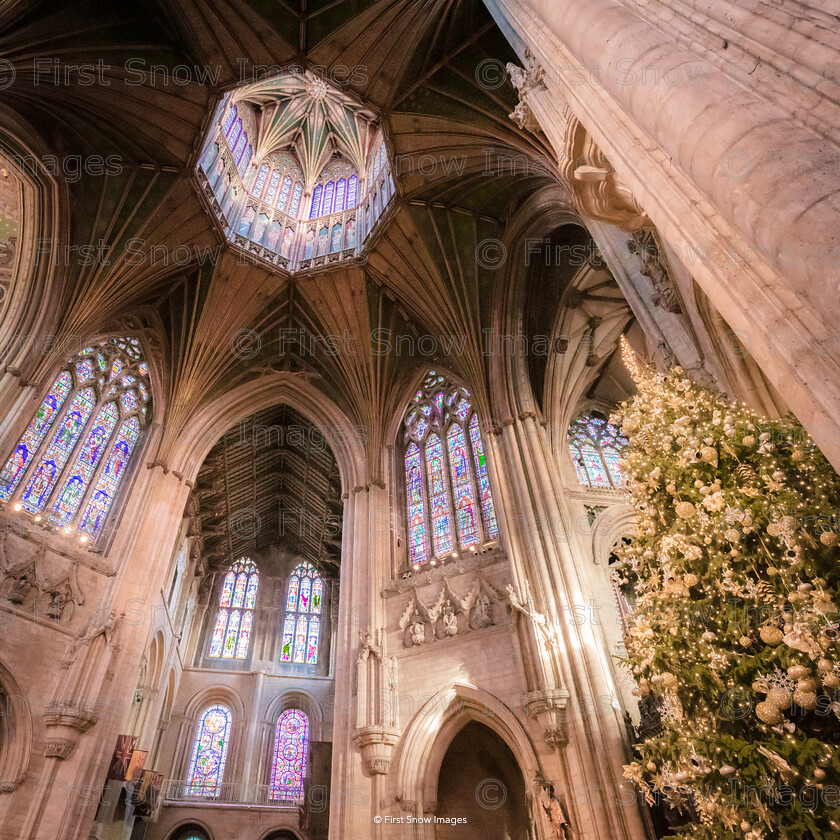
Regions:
[[464, 417, 485, 544], [420, 435, 434, 562], [441, 422, 459, 552]]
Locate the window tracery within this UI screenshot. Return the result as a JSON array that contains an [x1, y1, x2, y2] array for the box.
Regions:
[[208, 558, 259, 659], [185, 704, 232, 798], [269, 709, 308, 801], [402, 371, 499, 567], [0, 337, 150, 540], [281, 563, 322, 664], [567, 412, 627, 488]]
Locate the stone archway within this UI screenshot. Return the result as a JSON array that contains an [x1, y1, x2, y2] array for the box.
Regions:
[[435, 721, 529, 840]]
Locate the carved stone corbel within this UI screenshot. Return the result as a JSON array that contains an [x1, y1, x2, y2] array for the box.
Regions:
[[506, 49, 548, 136], [524, 689, 571, 752]]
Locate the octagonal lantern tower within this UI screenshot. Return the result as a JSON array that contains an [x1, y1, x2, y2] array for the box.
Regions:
[[196, 69, 395, 272]]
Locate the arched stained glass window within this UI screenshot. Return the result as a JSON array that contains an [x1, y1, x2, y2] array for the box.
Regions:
[[289, 182, 303, 216], [277, 176, 292, 211], [222, 105, 238, 137], [265, 170, 281, 205], [567, 412, 627, 488], [309, 185, 322, 219], [269, 709, 308, 801], [209, 558, 258, 659], [402, 371, 498, 567], [322, 181, 335, 216], [185, 704, 231, 798], [346, 175, 358, 209], [334, 178, 346, 213], [239, 144, 253, 174], [0, 337, 150, 539], [253, 163, 270, 198], [228, 119, 243, 150], [281, 563, 322, 664]]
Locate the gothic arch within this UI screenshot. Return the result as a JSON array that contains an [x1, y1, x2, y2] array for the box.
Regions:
[[590, 504, 635, 567], [487, 183, 582, 420], [165, 819, 214, 840], [164, 373, 367, 492], [264, 689, 323, 741], [0, 658, 33, 792], [394, 683, 543, 812], [0, 106, 64, 377]]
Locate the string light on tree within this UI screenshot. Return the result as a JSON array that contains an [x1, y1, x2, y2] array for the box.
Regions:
[[616, 347, 840, 838]]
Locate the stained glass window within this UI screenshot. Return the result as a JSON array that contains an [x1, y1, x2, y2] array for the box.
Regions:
[[277, 176, 292, 211], [309, 185, 322, 219], [269, 710, 308, 801], [208, 558, 258, 659], [322, 181, 335, 215], [281, 563, 322, 664], [185, 705, 231, 798], [265, 170, 281, 205], [567, 412, 627, 488], [2, 338, 150, 538], [334, 179, 346, 213], [402, 371, 499, 566], [254, 163, 269, 197], [289, 182, 303, 216], [223, 105, 238, 137], [228, 119, 243, 149], [347, 175, 358, 209]]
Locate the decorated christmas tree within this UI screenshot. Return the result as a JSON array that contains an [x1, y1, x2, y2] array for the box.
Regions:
[[615, 339, 840, 839]]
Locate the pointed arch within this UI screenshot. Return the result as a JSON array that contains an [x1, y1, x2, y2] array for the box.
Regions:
[[281, 562, 322, 664], [400, 371, 499, 567], [0, 336, 151, 541]]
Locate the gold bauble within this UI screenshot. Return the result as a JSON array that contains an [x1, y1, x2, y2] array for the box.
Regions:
[[817, 658, 834, 672], [699, 446, 718, 466], [792, 688, 817, 710], [724, 528, 741, 542], [742, 435, 756, 446], [755, 701, 783, 724], [759, 626, 783, 645], [820, 531, 839, 547], [675, 501, 696, 519], [739, 636, 752, 647], [766, 523, 781, 537], [787, 665, 811, 680], [684, 573, 699, 587], [768, 689, 792, 709], [796, 678, 818, 692], [823, 674, 840, 689], [814, 768, 827, 780]]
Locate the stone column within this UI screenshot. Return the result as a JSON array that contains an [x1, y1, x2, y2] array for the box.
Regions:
[[487, 0, 840, 468], [20, 465, 193, 840], [485, 412, 647, 839]]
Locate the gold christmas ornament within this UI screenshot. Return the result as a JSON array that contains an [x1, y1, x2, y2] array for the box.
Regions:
[[792, 688, 817, 710], [796, 678, 817, 692], [787, 665, 810, 680], [759, 626, 783, 645], [684, 573, 699, 587], [791, 449, 805, 461], [735, 463, 756, 481], [766, 523, 781, 537], [767, 689, 792, 710], [742, 435, 756, 446], [823, 674, 840, 689], [814, 768, 827, 780], [755, 701, 783, 724], [817, 658, 834, 672], [724, 528, 741, 542], [820, 531, 840, 547], [699, 446, 718, 466], [719, 765, 736, 777], [675, 501, 696, 519], [739, 636, 752, 647]]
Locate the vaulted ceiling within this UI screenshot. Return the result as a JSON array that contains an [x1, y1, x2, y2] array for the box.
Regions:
[[0, 0, 572, 491], [192, 403, 342, 571]]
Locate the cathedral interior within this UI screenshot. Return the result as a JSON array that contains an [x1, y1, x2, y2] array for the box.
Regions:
[[0, 1, 837, 839]]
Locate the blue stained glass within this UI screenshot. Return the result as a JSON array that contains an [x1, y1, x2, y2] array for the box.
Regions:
[[283, 563, 323, 664], [186, 705, 231, 797], [277, 176, 292, 210], [289, 182, 303, 216], [426, 435, 454, 556], [567, 414, 627, 489], [228, 119, 243, 150], [0, 372, 72, 500], [322, 181, 335, 216], [52, 403, 118, 524], [269, 710, 308, 801], [469, 414, 498, 538], [334, 179, 346, 212], [447, 425, 478, 547], [21, 388, 96, 513], [254, 163, 270, 197], [120, 391, 137, 413], [233, 133, 247, 164], [223, 106, 237, 136], [309, 185, 323, 219], [208, 559, 258, 660], [239, 144, 252, 174], [76, 360, 94, 382], [347, 175, 358, 208], [265, 171, 281, 205]]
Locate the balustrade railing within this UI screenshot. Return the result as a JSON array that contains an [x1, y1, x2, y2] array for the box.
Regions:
[[162, 779, 300, 807]]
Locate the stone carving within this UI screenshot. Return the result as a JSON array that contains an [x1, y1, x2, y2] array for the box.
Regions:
[[354, 627, 400, 776], [3, 545, 45, 605], [538, 782, 572, 839], [400, 575, 508, 646], [45, 610, 123, 758], [506, 50, 547, 135], [628, 228, 683, 314]]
